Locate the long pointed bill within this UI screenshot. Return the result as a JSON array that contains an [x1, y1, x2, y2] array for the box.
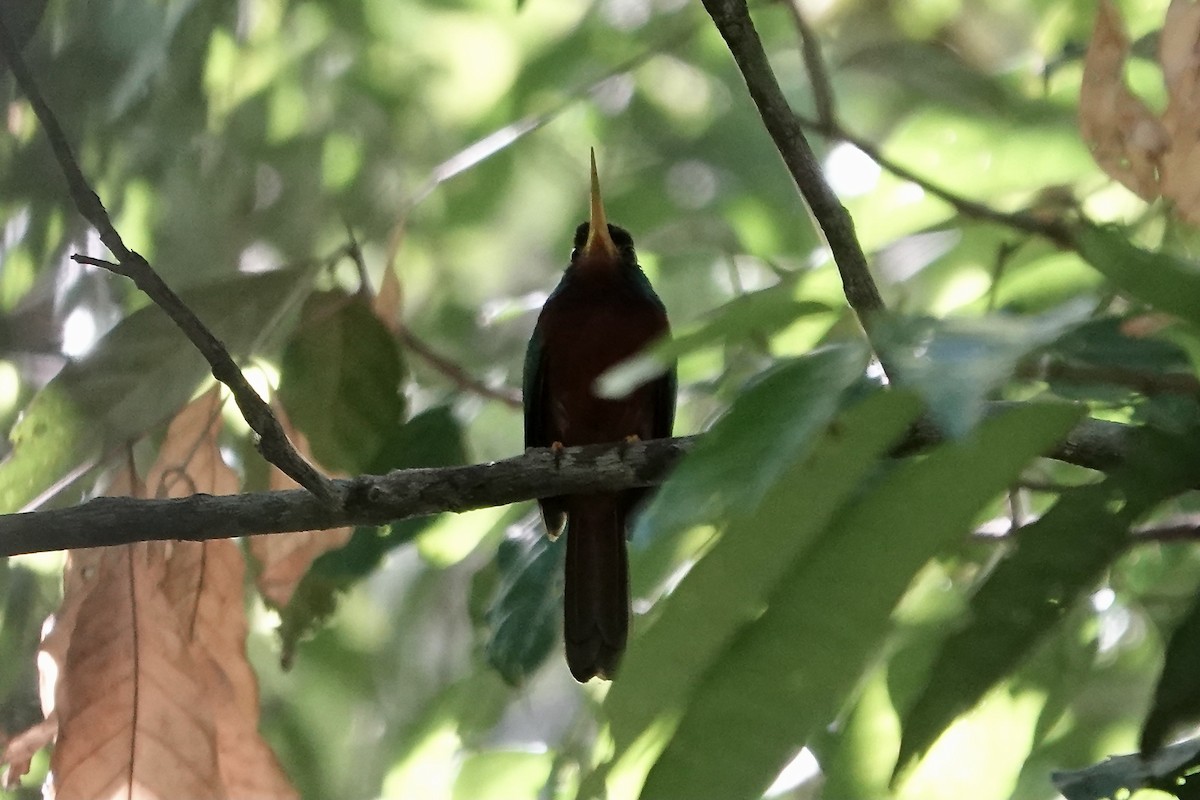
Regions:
[[584, 148, 619, 260]]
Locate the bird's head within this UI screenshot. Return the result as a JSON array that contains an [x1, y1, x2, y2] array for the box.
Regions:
[[572, 149, 636, 269]]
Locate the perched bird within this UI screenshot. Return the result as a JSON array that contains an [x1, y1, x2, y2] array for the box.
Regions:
[[524, 151, 676, 682]]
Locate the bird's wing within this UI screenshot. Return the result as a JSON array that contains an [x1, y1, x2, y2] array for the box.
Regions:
[[522, 324, 548, 449], [523, 323, 567, 536]]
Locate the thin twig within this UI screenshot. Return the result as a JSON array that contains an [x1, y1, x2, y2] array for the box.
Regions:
[[1017, 357, 1200, 398], [779, 2, 1074, 248], [400, 329, 523, 409], [785, 0, 836, 127], [798, 114, 1074, 246], [0, 16, 339, 506], [700, 0, 889, 378]]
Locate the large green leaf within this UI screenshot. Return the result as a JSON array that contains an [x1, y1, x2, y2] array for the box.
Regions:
[[1076, 225, 1200, 330], [603, 390, 923, 769], [638, 402, 1082, 800], [631, 343, 868, 542], [0, 267, 311, 512], [896, 426, 1200, 780], [278, 291, 407, 474]]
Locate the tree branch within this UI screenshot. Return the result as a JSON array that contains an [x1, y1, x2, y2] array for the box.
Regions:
[[0, 413, 1133, 558], [700, 0, 889, 371], [0, 15, 339, 507]]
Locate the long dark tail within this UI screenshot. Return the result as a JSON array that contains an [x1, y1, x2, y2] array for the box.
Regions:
[[564, 493, 629, 682]]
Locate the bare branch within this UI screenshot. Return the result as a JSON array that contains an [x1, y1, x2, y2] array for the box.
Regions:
[[0, 16, 338, 506], [0, 413, 1136, 558], [700, 0, 889, 372]]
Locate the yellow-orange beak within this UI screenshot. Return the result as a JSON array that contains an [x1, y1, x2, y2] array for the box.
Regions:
[[583, 148, 619, 260]]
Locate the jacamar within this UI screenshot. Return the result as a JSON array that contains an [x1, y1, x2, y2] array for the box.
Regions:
[[523, 151, 676, 682]]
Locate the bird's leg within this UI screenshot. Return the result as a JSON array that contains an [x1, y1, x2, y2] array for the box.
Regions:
[[551, 440, 565, 469]]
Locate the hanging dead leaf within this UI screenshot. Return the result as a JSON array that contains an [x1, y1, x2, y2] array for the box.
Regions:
[[144, 389, 297, 798], [1079, 0, 1168, 200], [249, 405, 351, 609], [193, 538, 298, 799], [1159, 0, 1200, 222], [36, 390, 298, 799], [51, 543, 225, 800]]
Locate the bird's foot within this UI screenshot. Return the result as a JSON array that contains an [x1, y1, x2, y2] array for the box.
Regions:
[[618, 434, 640, 458], [551, 441, 565, 468]]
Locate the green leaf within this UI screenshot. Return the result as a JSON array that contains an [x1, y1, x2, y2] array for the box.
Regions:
[[598, 283, 830, 397], [0, 267, 311, 512], [631, 343, 868, 542], [278, 291, 407, 474], [877, 306, 1087, 438], [277, 406, 467, 663], [452, 750, 554, 800], [483, 527, 564, 685], [1076, 225, 1200, 329], [604, 390, 923, 764], [638, 402, 1082, 800], [896, 425, 1200, 780]]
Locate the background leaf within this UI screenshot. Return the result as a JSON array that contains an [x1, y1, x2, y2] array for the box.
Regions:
[[638, 402, 1082, 800]]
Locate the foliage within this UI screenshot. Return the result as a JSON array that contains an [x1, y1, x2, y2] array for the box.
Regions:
[[4, 0, 1200, 799]]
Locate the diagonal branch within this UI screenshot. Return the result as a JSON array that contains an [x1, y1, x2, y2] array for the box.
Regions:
[[0, 15, 338, 506], [0, 413, 1135, 558], [700, 0, 888, 368]]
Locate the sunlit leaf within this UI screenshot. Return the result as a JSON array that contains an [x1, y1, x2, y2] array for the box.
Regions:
[[896, 425, 1200, 780], [632, 343, 868, 542], [1076, 225, 1200, 329], [0, 267, 312, 513], [598, 283, 830, 397], [604, 390, 923, 775], [639, 403, 1081, 800]]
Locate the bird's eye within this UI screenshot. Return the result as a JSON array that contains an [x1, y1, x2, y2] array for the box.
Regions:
[[621, 245, 636, 262]]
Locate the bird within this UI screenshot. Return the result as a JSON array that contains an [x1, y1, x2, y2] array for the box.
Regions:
[[523, 151, 676, 682]]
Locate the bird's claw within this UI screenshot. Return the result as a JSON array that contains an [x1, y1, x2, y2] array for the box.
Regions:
[[551, 441, 565, 468]]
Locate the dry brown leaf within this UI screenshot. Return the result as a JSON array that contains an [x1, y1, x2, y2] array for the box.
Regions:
[[1079, 0, 1168, 200], [193, 539, 298, 800], [1159, 0, 1200, 222], [41, 390, 298, 799], [51, 543, 225, 800], [143, 389, 297, 799], [249, 406, 351, 609]]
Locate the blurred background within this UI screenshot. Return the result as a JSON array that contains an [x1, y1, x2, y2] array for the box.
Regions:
[[0, 0, 1191, 798]]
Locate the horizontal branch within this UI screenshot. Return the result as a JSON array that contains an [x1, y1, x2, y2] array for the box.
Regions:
[[0, 412, 1133, 558]]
